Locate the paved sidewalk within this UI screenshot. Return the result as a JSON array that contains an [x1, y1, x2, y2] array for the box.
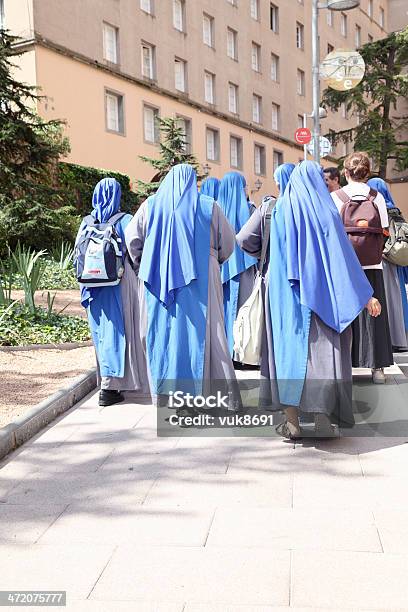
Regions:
[[1, 363, 408, 611]]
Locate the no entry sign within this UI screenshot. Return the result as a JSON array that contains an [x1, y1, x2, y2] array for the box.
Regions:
[[295, 127, 312, 145]]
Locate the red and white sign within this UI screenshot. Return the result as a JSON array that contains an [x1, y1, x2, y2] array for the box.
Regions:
[[294, 127, 312, 145]]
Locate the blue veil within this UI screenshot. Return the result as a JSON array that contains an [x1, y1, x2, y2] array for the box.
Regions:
[[200, 177, 220, 201], [274, 163, 296, 194], [269, 161, 373, 405], [218, 171, 257, 355], [367, 177, 396, 209], [79, 178, 130, 378], [218, 171, 257, 284], [139, 164, 198, 308]]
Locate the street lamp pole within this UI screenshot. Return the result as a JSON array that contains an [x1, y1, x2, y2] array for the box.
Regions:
[[310, 0, 361, 165], [312, 0, 321, 165]]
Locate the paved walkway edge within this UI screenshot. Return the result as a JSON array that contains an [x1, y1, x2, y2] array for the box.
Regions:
[[0, 340, 93, 352], [0, 369, 97, 460]]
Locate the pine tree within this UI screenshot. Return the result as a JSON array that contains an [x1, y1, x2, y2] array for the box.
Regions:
[[0, 31, 73, 255], [136, 117, 203, 200], [322, 27, 408, 177]]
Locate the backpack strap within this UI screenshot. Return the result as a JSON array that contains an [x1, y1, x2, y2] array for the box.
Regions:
[[259, 200, 275, 274], [334, 188, 351, 205], [367, 188, 377, 202], [109, 212, 126, 225]]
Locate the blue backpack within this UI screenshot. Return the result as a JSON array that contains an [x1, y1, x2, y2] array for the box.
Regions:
[[74, 212, 126, 287]]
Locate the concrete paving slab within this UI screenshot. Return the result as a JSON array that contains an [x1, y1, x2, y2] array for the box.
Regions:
[[293, 472, 408, 510], [207, 507, 381, 553], [39, 504, 214, 547], [0, 469, 158, 506], [292, 550, 408, 610], [0, 503, 67, 544], [0, 543, 114, 599], [373, 509, 408, 554], [90, 545, 290, 605], [143, 471, 293, 509], [64, 602, 183, 612]]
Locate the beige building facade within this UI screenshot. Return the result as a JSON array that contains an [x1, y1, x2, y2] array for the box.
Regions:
[[3, 0, 398, 204]]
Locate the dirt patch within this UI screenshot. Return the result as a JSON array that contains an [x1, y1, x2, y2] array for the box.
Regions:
[[0, 346, 96, 429], [11, 289, 85, 318]]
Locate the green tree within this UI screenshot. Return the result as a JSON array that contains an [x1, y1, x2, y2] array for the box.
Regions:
[[136, 117, 203, 200], [0, 30, 74, 255], [322, 27, 408, 177]]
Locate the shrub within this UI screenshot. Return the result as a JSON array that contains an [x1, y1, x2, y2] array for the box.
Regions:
[[0, 303, 90, 346]]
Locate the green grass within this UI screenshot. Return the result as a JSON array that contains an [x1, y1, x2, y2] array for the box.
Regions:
[[0, 303, 90, 346]]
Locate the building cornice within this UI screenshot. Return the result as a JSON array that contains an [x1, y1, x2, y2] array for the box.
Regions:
[[13, 33, 341, 163]]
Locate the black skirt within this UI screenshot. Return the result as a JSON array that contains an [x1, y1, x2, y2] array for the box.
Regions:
[[351, 269, 394, 369]]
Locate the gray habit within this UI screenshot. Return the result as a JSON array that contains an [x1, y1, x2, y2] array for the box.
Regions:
[[100, 257, 150, 394], [382, 259, 407, 348], [124, 200, 237, 390], [237, 201, 354, 425]]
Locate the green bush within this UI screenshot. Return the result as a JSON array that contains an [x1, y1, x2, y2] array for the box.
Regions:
[[0, 303, 90, 346], [58, 162, 140, 217]]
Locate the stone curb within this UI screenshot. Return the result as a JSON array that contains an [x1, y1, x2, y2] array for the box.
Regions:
[[0, 341, 93, 352], [0, 368, 97, 460]]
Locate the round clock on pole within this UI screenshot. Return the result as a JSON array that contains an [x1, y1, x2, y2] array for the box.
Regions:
[[320, 49, 365, 91]]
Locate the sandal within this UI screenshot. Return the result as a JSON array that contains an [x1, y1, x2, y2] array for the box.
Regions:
[[275, 421, 302, 441]]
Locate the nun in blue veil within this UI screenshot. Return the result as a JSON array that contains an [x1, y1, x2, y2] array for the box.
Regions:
[[240, 162, 378, 439], [76, 178, 149, 406], [368, 177, 408, 350], [200, 177, 220, 201], [124, 164, 238, 410], [237, 163, 295, 401], [217, 171, 257, 358]]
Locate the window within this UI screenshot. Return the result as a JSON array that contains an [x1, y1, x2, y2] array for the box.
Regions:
[[273, 150, 284, 172], [254, 144, 266, 175], [230, 136, 243, 169], [272, 103, 280, 131], [271, 53, 279, 82], [341, 102, 347, 119], [327, 43, 334, 54], [173, 0, 185, 32], [250, 0, 259, 20], [174, 58, 187, 92], [270, 3, 279, 33], [355, 25, 361, 48], [297, 69, 305, 96], [326, 9, 333, 27], [106, 91, 124, 134], [298, 114, 304, 129], [228, 83, 238, 114], [0, 0, 4, 29], [206, 127, 220, 161], [204, 71, 215, 104], [296, 22, 304, 49], [368, 0, 373, 18], [140, 0, 153, 15], [141, 42, 155, 79], [177, 116, 192, 153], [203, 13, 214, 47], [103, 23, 118, 64], [143, 104, 159, 143], [227, 28, 238, 60], [341, 13, 347, 37], [368, 33, 373, 43], [379, 7, 385, 28], [252, 94, 262, 124], [251, 42, 261, 72]]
